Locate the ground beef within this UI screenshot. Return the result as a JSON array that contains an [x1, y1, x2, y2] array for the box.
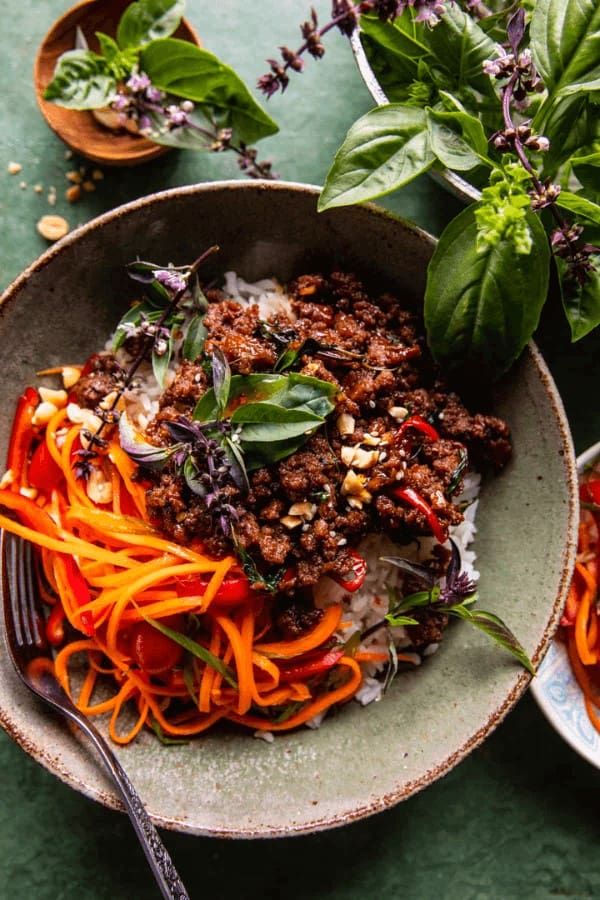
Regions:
[[140, 270, 512, 611], [70, 353, 123, 409]]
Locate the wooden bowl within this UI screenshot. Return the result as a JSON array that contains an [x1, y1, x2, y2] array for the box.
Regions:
[[34, 0, 201, 166]]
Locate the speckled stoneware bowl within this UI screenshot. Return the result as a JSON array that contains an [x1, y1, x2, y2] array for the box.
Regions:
[[531, 442, 600, 769], [0, 181, 578, 836]]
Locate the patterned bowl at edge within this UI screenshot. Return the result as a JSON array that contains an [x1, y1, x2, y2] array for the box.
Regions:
[[530, 442, 600, 768]]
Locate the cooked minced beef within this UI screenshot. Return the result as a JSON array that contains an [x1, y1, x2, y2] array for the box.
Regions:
[[138, 271, 510, 591], [71, 353, 123, 408]]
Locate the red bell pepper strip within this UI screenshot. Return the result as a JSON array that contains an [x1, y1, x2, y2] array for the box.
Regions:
[[60, 555, 95, 636], [0, 489, 94, 636], [396, 414, 440, 443], [28, 439, 63, 495], [278, 647, 345, 682], [5, 387, 38, 489], [332, 548, 367, 592], [580, 479, 600, 507], [392, 486, 447, 544], [176, 571, 254, 607], [0, 488, 59, 537]]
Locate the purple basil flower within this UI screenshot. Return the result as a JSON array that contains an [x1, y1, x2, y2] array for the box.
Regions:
[[145, 86, 165, 103], [127, 72, 152, 93], [153, 269, 187, 293], [166, 104, 189, 127], [112, 91, 130, 111]]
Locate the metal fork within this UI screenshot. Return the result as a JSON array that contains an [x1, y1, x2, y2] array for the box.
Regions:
[[0, 530, 190, 900]]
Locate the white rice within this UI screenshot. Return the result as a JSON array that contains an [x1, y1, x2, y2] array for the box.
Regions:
[[311, 472, 481, 712]]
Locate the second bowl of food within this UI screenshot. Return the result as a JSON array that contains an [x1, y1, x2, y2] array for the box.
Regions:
[[0, 180, 577, 836]]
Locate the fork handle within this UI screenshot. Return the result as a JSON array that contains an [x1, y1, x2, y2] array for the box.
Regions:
[[68, 711, 190, 900]]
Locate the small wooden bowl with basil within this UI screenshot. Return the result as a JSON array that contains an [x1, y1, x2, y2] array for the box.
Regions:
[[34, 0, 201, 166]]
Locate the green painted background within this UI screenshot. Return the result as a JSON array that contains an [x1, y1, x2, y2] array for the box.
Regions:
[[0, 2, 599, 898]]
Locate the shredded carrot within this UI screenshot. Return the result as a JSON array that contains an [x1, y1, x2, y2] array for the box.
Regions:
[[0, 376, 397, 747], [562, 469, 600, 734]]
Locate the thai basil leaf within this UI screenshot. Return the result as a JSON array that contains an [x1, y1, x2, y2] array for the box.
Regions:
[[358, 14, 425, 103], [267, 373, 337, 417], [126, 259, 167, 284], [570, 151, 600, 195], [231, 403, 325, 444], [538, 96, 597, 178], [112, 302, 150, 350], [142, 614, 238, 688], [140, 39, 278, 144], [558, 78, 600, 97], [417, 5, 498, 100], [530, 0, 600, 97], [318, 105, 434, 211], [435, 91, 491, 158], [387, 588, 439, 621], [446, 604, 535, 674], [223, 437, 249, 492], [194, 373, 284, 422], [96, 32, 121, 63], [94, 33, 138, 81], [381, 641, 400, 695], [241, 436, 319, 470], [194, 372, 336, 423], [152, 328, 175, 389], [182, 313, 207, 361], [360, 11, 430, 62], [42, 50, 117, 109], [555, 191, 600, 227], [118, 413, 179, 469], [211, 349, 231, 419], [556, 254, 600, 341], [183, 454, 205, 496], [385, 613, 420, 627], [150, 719, 188, 746], [116, 0, 185, 49], [426, 109, 485, 172], [424, 203, 550, 379]]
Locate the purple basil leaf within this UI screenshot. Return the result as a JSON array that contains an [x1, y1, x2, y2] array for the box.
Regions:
[[380, 556, 436, 588], [507, 9, 525, 57]]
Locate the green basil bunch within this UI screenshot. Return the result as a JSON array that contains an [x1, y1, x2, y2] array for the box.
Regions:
[[319, 0, 600, 379]]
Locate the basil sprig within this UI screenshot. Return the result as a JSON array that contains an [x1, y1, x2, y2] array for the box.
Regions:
[[380, 543, 535, 674], [194, 369, 337, 470]]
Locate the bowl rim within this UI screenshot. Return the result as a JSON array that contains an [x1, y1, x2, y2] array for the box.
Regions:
[[530, 441, 600, 768], [0, 180, 580, 834]]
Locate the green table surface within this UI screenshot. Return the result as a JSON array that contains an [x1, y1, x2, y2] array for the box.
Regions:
[[1, 2, 599, 898]]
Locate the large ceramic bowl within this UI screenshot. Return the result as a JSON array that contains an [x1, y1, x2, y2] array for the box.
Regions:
[[531, 442, 600, 768], [0, 181, 577, 836], [34, 0, 201, 166]]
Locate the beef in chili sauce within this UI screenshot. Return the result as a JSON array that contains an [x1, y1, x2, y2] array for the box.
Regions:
[[133, 271, 510, 592]]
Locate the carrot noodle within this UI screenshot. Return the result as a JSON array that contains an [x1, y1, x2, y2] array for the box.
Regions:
[[562, 458, 600, 732], [0, 392, 373, 744]]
